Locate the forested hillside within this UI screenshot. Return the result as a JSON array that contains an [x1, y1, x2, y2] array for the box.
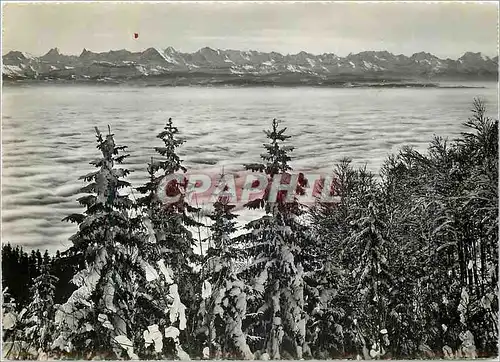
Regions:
[[2, 100, 498, 360]]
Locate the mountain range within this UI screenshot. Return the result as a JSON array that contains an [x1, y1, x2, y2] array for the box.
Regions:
[[3, 47, 498, 86]]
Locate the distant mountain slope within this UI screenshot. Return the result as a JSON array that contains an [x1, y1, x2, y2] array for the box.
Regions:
[[2, 47, 498, 85]]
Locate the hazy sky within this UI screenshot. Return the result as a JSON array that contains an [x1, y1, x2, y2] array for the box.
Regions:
[[2, 2, 499, 58]]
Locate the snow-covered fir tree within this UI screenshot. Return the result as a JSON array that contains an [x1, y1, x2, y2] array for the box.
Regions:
[[2, 288, 28, 359], [136, 118, 200, 278], [240, 119, 311, 359], [349, 197, 393, 359], [136, 118, 201, 357], [23, 263, 59, 358], [198, 171, 253, 359], [55, 127, 150, 359]]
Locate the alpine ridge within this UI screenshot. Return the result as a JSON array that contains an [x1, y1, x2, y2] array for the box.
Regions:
[[3, 46, 498, 86]]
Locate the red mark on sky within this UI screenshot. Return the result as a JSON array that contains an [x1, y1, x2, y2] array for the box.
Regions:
[[134, 33, 139, 39]]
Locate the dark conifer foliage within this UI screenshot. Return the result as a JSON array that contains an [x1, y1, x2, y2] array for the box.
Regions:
[[2, 245, 34, 308], [310, 99, 498, 359]]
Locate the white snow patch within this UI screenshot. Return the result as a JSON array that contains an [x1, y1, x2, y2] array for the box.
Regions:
[[143, 217, 157, 243], [169, 284, 187, 330], [201, 280, 212, 300], [363, 61, 374, 69], [3, 312, 17, 330], [202, 347, 210, 358], [143, 324, 163, 352], [142, 261, 159, 282], [2, 65, 23, 77], [164, 326, 180, 339], [155, 47, 176, 64], [93, 61, 116, 67], [157, 259, 174, 284]]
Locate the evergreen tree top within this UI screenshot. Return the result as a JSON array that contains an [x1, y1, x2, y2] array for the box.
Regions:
[[244, 119, 294, 177], [62, 126, 137, 253], [243, 119, 306, 216], [136, 118, 200, 221], [153, 118, 187, 175], [93, 126, 131, 166], [211, 169, 238, 218]]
